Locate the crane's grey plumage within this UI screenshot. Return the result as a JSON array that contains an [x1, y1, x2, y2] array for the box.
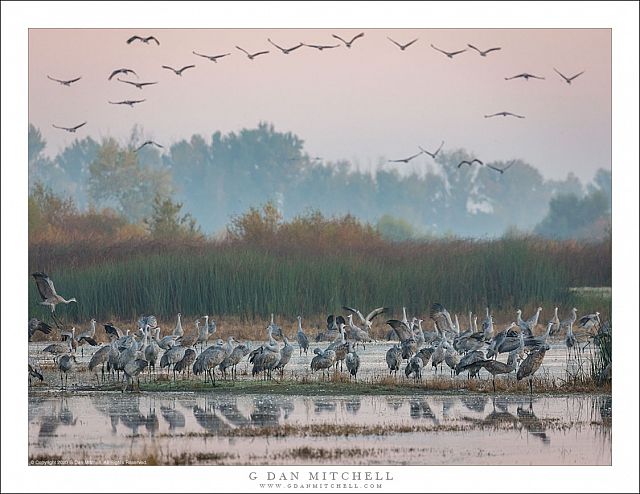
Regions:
[[457, 158, 484, 168], [123, 355, 148, 392], [193, 339, 229, 385], [302, 42, 340, 51], [29, 318, 52, 341], [345, 343, 360, 379], [386, 344, 402, 375], [173, 348, 197, 378], [505, 72, 545, 81], [387, 37, 418, 51], [484, 111, 525, 119], [58, 354, 77, 389], [296, 315, 309, 356], [486, 162, 515, 174], [479, 350, 518, 391], [405, 355, 424, 380], [419, 140, 444, 159], [160, 345, 187, 381], [430, 44, 466, 58], [549, 307, 561, 335], [578, 312, 600, 331], [388, 150, 423, 163], [52, 122, 87, 133], [553, 68, 585, 84], [342, 305, 388, 331], [127, 35, 159, 45], [274, 336, 294, 375], [108, 99, 146, 107], [89, 344, 112, 383], [192, 51, 231, 62], [430, 303, 457, 338], [161, 64, 196, 76], [108, 68, 137, 80], [117, 78, 158, 89], [346, 316, 373, 350], [517, 344, 550, 393], [29, 357, 44, 385], [31, 272, 77, 328], [467, 44, 501, 56], [310, 348, 336, 379], [332, 32, 365, 48], [235, 46, 270, 60], [268, 38, 303, 54], [47, 75, 81, 86]]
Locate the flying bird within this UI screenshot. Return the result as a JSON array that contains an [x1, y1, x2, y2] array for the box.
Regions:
[[331, 32, 365, 48], [127, 35, 160, 45], [52, 122, 87, 133], [553, 68, 585, 85], [419, 140, 444, 159], [486, 161, 515, 174], [267, 38, 303, 54], [31, 272, 77, 328], [457, 158, 484, 168], [117, 78, 158, 89], [302, 42, 340, 51], [387, 37, 419, 51], [505, 73, 545, 81], [467, 44, 502, 56], [47, 75, 81, 86], [108, 68, 138, 80], [388, 150, 423, 164], [192, 51, 231, 62], [235, 46, 270, 60], [136, 140, 164, 152], [108, 99, 146, 107], [484, 111, 525, 119], [162, 64, 196, 76], [430, 44, 466, 58]]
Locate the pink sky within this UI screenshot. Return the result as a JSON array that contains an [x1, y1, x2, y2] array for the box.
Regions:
[[29, 28, 610, 181]]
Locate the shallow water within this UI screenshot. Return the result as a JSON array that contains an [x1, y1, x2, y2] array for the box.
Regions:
[[28, 392, 611, 465]]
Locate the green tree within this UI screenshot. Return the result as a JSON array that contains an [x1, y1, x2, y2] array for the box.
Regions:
[[88, 138, 172, 222], [144, 195, 202, 239], [534, 191, 609, 239], [376, 214, 416, 242]]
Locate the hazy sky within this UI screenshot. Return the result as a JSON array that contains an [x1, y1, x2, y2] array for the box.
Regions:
[[29, 27, 611, 182]]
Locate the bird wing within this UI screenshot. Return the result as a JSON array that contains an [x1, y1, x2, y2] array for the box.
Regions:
[[135, 142, 148, 152], [235, 46, 250, 56], [403, 38, 418, 48], [578, 314, 594, 326], [486, 164, 503, 173], [349, 32, 365, 44], [32, 272, 56, 300], [52, 124, 68, 131], [449, 49, 466, 56], [148, 36, 160, 45], [472, 159, 484, 166], [180, 65, 196, 72], [365, 307, 388, 323], [336, 315, 346, 326], [193, 51, 208, 58], [430, 44, 446, 54], [342, 306, 364, 323], [569, 70, 585, 81], [79, 336, 99, 346], [117, 78, 137, 86], [433, 140, 444, 156], [127, 35, 142, 44], [253, 50, 270, 57], [457, 160, 469, 168], [508, 112, 525, 118], [108, 70, 121, 80], [484, 47, 501, 54], [553, 67, 568, 80], [430, 303, 455, 335], [72, 122, 87, 130], [406, 151, 423, 161], [268, 38, 284, 51], [467, 44, 481, 53], [332, 34, 348, 45], [67, 77, 81, 84], [47, 75, 63, 83], [386, 319, 413, 342], [484, 113, 498, 118], [161, 65, 177, 72], [387, 37, 402, 48]]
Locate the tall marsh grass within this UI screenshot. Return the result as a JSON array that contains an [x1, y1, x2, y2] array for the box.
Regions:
[[28, 236, 610, 323]]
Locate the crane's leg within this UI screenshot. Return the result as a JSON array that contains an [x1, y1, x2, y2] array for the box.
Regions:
[[493, 376, 496, 393], [529, 378, 533, 395]]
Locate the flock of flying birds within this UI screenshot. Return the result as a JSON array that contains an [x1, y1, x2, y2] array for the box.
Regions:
[[45, 31, 586, 165]]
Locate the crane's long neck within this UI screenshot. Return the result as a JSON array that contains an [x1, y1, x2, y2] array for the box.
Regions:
[[402, 307, 408, 324], [268, 327, 276, 345], [297, 317, 302, 332]]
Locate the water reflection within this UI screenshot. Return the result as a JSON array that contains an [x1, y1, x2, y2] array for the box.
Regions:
[[313, 399, 337, 414], [409, 398, 437, 422], [345, 397, 361, 415], [161, 405, 186, 431], [517, 398, 550, 445], [250, 397, 281, 427], [460, 396, 487, 413], [193, 405, 228, 433]]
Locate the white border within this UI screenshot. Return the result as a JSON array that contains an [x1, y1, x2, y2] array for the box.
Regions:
[[2, 2, 638, 493]]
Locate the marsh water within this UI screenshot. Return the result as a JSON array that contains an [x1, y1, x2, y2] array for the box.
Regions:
[[28, 392, 611, 465]]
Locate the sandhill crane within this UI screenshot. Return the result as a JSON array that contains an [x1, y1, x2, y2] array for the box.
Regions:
[[553, 68, 585, 84], [430, 303, 457, 340], [431, 339, 448, 373], [565, 321, 577, 356], [405, 355, 424, 380], [388, 150, 423, 164], [444, 346, 462, 376], [267, 313, 283, 339], [160, 345, 187, 381], [578, 312, 601, 331], [122, 354, 148, 392], [28, 357, 44, 386], [328, 324, 350, 371], [127, 35, 160, 45], [89, 343, 112, 384], [32, 272, 77, 328], [342, 305, 388, 332], [505, 72, 545, 81], [455, 350, 487, 378], [29, 318, 52, 341], [387, 37, 418, 51], [457, 158, 484, 168], [346, 315, 373, 350], [484, 111, 525, 119], [486, 323, 521, 359], [345, 343, 360, 380], [310, 348, 336, 379], [108, 68, 137, 80], [516, 309, 534, 336], [135, 140, 163, 152], [517, 344, 550, 393], [52, 122, 87, 133], [47, 75, 81, 86], [58, 354, 77, 389], [467, 44, 501, 57], [526, 307, 543, 330], [249, 330, 280, 380], [296, 316, 309, 356], [386, 344, 402, 375], [302, 42, 340, 51], [430, 44, 466, 58], [267, 38, 303, 54], [386, 319, 417, 359], [192, 51, 231, 62], [479, 350, 518, 391], [274, 336, 294, 377], [560, 308, 578, 330], [76, 318, 98, 356], [235, 45, 269, 60], [145, 327, 161, 377], [108, 99, 146, 107], [117, 78, 158, 90], [103, 322, 122, 339], [173, 348, 197, 380], [219, 342, 250, 380], [331, 32, 365, 48], [524, 322, 554, 351], [193, 339, 228, 385], [171, 312, 184, 338], [419, 140, 444, 159], [486, 162, 515, 174], [161, 64, 196, 76], [203, 315, 217, 339]]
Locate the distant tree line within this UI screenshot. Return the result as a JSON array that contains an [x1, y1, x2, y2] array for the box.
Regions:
[[29, 122, 611, 240]]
